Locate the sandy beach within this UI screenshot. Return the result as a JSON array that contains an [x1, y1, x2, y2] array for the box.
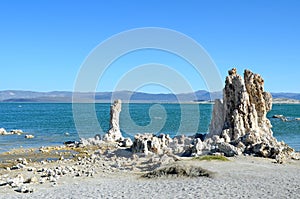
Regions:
[[0, 146, 299, 199]]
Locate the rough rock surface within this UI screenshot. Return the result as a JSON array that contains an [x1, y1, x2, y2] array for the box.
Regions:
[[131, 133, 172, 155], [168, 135, 192, 155], [207, 99, 224, 139], [103, 100, 124, 142], [272, 114, 288, 122], [207, 68, 295, 160], [25, 135, 34, 139], [122, 138, 133, 148], [0, 128, 23, 135], [0, 128, 6, 135]]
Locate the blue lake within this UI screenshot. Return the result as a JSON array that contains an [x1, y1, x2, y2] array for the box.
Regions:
[[0, 103, 299, 153]]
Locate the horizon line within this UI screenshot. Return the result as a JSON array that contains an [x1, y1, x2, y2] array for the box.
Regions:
[[0, 89, 300, 95]]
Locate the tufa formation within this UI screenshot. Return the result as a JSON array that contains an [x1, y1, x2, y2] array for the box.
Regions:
[[77, 69, 299, 163], [207, 68, 295, 161], [130, 68, 298, 162], [103, 99, 124, 142]]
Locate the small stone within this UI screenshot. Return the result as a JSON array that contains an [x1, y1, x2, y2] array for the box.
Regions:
[[10, 129, 24, 135], [25, 176, 38, 184], [62, 169, 68, 175], [8, 174, 24, 187], [39, 178, 46, 184], [122, 138, 133, 147], [94, 134, 101, 140], [11, 163, 25, 170], [0, 128, 7, 135], [0, 181, 8, 186], [25, 134, 34, 139], [272, 114, 284, 119], [37, 168, 45, 172], [90, 154, 97, 160], [49, 176, 57, 182], [27, 167, 36, 172], [15, 185, 34, 193], [52, 182, 57, 187], [17, 158, 28, 165]]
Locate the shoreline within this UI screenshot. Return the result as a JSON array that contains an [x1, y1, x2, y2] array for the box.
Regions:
[[0, 145, 299, 198], [0, 99, 300, 104]]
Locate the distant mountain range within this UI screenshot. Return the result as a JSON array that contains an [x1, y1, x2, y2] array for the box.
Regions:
[[0, 90, 299, 103]]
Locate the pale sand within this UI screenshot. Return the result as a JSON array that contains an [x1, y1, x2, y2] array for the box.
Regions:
[[0, 155, 299, 199]]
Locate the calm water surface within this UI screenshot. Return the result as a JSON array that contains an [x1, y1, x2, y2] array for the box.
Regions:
[[0, 103, 299, 153]]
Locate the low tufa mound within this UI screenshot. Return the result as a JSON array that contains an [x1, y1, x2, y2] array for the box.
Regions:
[[131, 133, 172, 155]]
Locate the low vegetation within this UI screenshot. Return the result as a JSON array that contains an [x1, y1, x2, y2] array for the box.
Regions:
[[142, 164, 214, 178], [192, 155, 229, 162]]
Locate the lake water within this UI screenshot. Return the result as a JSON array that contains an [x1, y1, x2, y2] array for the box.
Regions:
[[0, 103, 299, 153]]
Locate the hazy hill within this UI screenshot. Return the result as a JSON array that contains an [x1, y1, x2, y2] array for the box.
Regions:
[[0, 90, 299, 103], [271, 93, 300, 100]]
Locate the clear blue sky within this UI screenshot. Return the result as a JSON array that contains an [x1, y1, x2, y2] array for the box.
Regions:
[[0, 0, 299, 93]]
